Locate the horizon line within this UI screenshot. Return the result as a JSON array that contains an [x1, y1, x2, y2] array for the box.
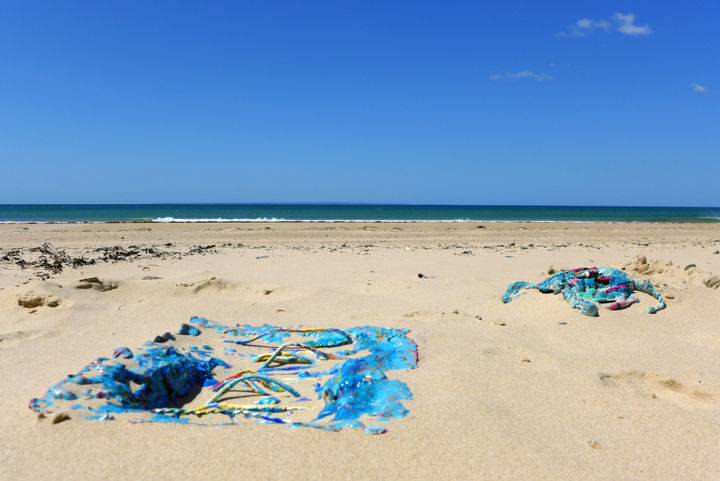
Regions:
[[0, 203, 719, 209]]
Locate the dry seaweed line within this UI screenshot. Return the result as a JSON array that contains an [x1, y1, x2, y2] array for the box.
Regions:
[[0, 242, 220, 279]]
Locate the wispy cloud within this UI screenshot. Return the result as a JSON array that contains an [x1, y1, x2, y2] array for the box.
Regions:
[[489, 71, 552, 81], [691, 83, 707, 94], [555, 18, 610, 38], [556, 12, 653, 37], [613, 13, 653, 36]]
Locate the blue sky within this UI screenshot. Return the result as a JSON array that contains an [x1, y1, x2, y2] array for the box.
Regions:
[[0, 1, 717, 206]]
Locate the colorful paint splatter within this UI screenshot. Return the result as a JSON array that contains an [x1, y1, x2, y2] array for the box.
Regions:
[[29, 317, 418, 434], [502, 267, 666, 317]]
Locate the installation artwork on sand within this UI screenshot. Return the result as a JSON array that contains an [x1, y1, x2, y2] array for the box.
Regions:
[[30, 317, 418, 434], [502, 267, 666, 317]]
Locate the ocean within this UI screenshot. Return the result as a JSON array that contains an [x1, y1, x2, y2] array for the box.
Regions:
[[0, 204, 718, 223]]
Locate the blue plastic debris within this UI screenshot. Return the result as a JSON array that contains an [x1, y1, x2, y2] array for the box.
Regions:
[[30, 317, 418, 434], [502, 267, 666, 316]]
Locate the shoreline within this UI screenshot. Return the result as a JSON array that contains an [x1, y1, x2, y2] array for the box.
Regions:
[[2, 221, 719, 251], [2, 219, 719, 224]]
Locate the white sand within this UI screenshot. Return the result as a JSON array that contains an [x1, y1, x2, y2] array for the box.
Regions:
[[1, 222, 719, 480]]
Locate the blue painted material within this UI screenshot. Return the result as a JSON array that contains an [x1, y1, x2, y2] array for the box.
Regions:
[[257, 397, 281, 405], [30, 344, 229, 413], [502, 267, 666, 316], [202, 378, 220, 387], [318, 359, 411, 423], [149, 414, 190, 424], [113, 347, 133, 359], [31, 318, 418, 434], [82, 414, 116, 421], [178, 323, 201, 336]]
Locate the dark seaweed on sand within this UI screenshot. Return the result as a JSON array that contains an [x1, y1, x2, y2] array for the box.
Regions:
[[0, 242, 219, 279]]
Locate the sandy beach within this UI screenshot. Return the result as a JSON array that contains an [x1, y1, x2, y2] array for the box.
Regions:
[[2, 222, 720, 480]]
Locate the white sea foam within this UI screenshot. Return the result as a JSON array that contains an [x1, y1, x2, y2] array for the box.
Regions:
[[150, 217, 475, 223], [147, 217, 709, 224], [0, 220, 97, 224], [1, 217, 717, 224]]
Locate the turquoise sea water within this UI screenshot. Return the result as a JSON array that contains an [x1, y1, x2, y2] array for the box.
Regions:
[[0, 204, 718, 223]]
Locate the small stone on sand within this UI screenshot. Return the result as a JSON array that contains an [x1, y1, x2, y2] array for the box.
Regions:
[[52, 412, 70, 424]]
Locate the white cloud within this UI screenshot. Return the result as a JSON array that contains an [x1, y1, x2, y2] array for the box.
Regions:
[[556, 18, 610, 37], [557, 12, 652, 37], [613, 13, 653, 36], [691, 83, 707, 93], [510, 71, 551, 81], [490, 71, 551, 81]]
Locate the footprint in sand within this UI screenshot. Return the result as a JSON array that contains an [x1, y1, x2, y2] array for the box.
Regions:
[[178, 277, 231, 294], [402, 311, 438, 319], [624, 255, 720, 290], [705, 275, 720, 289], [0, 329, 54, 348], [599, 370, 717, 409]]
